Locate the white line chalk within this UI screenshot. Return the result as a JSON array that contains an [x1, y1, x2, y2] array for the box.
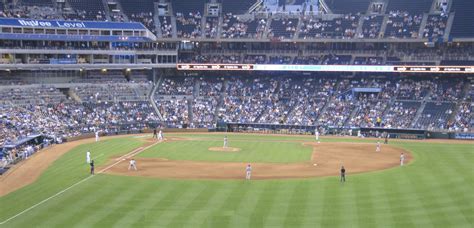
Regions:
[[0, 141, 160, 225]]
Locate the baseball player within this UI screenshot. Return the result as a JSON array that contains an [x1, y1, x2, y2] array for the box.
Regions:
[[376, 141, 381, 152], [400, 153, 405, 166], [245, 164, 252, 180], [315, 130, 320, 143], [223, 136, 228, 148], [153, 128, 157, 139], [357, 130, 362, 138], [384, 133, 389, 144], [86, 150, 91, 164], [90, 160, 95, 175], [340, 166, 346, 182], [158, 130, 163, 141], [348, 128, 353, 137], [128, 159, 137, 171], [95, 130, 100, 142]]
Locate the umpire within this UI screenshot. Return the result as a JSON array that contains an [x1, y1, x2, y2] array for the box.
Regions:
[[340, 166, 346, 182]]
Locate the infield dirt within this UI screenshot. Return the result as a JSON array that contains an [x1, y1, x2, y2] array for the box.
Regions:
[[104, 141, 412, 180]]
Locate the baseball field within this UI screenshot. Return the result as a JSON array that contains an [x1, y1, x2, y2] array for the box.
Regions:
[[0, 133, 472, 227]]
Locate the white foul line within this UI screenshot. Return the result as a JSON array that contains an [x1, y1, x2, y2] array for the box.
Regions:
[[0, 140, 160, 225]]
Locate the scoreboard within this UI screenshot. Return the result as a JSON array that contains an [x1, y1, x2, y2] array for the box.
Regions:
[[177, 64, 474, 73]]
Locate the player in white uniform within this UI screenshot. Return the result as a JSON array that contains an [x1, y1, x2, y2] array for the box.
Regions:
[[245, 164, 252, 180], [158, 130, 163, 141], [348, 128, 353, 137], [376, 141, 381, 152], [223, 136, 228, 148], [86, 150, 91, 164], [95, 131, 100, 142], [128, 159, 137, 170], [357, 130, 362, 138], [400, 153, 405, 166], [315, 130, 320, 143]]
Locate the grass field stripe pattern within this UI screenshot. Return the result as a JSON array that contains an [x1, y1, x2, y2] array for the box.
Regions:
[[0, 175, 94, 225], [0, 134, 473, 227], [0, 139, 160, 225]]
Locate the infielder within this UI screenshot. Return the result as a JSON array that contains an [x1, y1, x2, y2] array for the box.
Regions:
[[245, 164, 252, 180], [400, 153, 405, 166], [86, 150, 91, 164], [128, 159, 137, 171], [376, 141, 381, 152], [223, 136, 228, 148], [315, 130, 320, 143]]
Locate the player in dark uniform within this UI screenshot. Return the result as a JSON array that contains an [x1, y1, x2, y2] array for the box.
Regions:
[[340, 166, 346, 182], [90, 160, 95, 175], [384, 132, 389, 144], [153, 128, 157, 139]]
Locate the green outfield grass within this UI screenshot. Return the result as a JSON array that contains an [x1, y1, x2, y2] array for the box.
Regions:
[[0, 134, 473, 228], [138, 138, 313, 163]]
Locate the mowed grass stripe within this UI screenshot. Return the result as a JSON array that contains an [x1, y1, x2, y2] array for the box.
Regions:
[[298, 179, 326, 227], [226, 182, 267, 227], [263, 181, 296, 226], [181, 182, 235, 227], [282, 180, 310, 227], [3, 176, 105, 228], [205, 181, 252, 227], [29, 176, 113, 228], [70, 178, 143, 228], [92, 178, 158, 227], [109, 179, 169, 227], [0, 138, 144, 223], [1, 134, 473, 227], [354, 177, 376, 228], [248, 181, 281, 227], [165, 183, 220, 227], [148, 182, 210, 227], [422, 147, 472, 225], [130, 181, 189, 227]]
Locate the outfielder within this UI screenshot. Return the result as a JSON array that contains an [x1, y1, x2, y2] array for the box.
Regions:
[[86, 150, 91, 164], [95, 130, 100, 142], [245, 164, 252, 180], [223, 136, 228, 148], [376, 141, 381, 152], [128, 159, 137, 170], [315, 130, 320, 143], [400, 153, 405, 166]]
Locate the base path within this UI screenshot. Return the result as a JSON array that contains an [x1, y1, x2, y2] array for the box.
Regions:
[[104, 142, 411, 180], [208, 147, 241, 152]]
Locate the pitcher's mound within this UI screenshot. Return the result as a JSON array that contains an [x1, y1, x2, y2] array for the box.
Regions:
[[208, 147, 241, 152]]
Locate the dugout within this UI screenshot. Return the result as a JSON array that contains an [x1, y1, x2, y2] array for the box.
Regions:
[[360, 127, 427, 139]]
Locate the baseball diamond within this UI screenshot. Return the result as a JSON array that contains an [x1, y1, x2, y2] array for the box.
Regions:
[[0, 133, 473, 227]]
